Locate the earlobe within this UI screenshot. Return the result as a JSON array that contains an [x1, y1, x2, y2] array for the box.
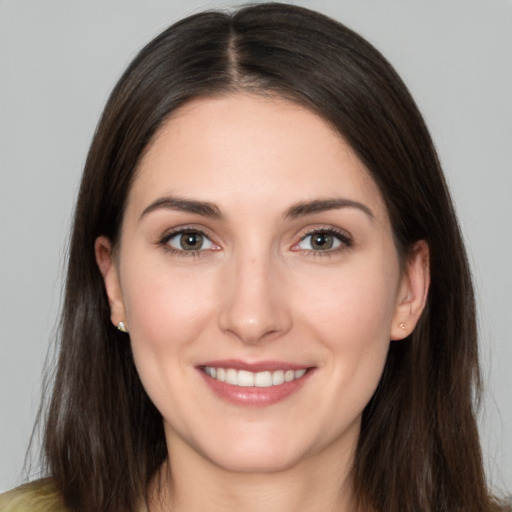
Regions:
[[391, 240, 430, 340], [94, 236, 127, 331]]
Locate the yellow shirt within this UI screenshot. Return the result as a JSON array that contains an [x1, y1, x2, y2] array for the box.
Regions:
[[0, 480, 68, 512], [0, 478, 148, 512], [0, 479, 148, 512]]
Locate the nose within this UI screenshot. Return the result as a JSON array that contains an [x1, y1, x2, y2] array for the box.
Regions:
[[218, 252, 292, 345]]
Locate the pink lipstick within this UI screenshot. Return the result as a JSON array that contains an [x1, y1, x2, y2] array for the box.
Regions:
[[197, 360, 314, 407]]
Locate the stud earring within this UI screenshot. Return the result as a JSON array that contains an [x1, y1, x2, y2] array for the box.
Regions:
[[399, 322, 406, 330], [117, 321, 128, 333]]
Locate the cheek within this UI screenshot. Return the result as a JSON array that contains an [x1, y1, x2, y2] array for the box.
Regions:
[[120, 262, 221, 427], [294, 252, 400, 387], [293, 261, 398, 431], [298, 255, 399, 338], [121, 262, 217, 363]]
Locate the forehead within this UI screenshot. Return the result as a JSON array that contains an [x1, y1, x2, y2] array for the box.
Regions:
[[127, 93, 387, 220]]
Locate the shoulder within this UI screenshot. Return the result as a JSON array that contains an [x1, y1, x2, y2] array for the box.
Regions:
[[0, 479, 68, 512]]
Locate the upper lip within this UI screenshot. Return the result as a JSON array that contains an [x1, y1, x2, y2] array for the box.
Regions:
[[198, 359, 312, 373]]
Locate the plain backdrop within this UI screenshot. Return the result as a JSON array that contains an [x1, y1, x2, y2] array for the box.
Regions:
[[1, 0, 511, 495]]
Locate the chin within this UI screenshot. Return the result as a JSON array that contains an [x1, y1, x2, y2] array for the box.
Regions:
[[206, 444, 307, 474]]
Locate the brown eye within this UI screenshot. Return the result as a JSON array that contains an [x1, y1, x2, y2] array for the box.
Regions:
[[310, 233, 335, 250], [295, 229, 350, 252], [180, 232, 203, 250], [166, 230, 215, 252]]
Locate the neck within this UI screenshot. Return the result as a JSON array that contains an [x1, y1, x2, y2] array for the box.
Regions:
[[149, 432, 361, 512]]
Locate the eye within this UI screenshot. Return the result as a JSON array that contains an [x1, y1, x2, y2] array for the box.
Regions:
[[293, 229, 351, 252], [165, 230, 216, 252]]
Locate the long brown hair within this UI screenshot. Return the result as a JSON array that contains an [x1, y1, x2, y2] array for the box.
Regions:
[[39, 3, 507, 511]]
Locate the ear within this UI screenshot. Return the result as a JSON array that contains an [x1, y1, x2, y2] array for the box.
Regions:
[[95, 236, 127, 331], [390, 240, 430, 340]]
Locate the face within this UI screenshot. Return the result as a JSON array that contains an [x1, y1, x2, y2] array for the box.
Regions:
[[97, 94, 428, 475]]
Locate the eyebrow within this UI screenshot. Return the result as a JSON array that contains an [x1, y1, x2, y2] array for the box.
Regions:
[[139, 196, 222, 220], [284, 198, 374, 220], [139, 195, 373, 222]]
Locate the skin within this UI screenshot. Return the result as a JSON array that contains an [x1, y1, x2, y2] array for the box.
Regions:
[[96, 94, 429, 512]]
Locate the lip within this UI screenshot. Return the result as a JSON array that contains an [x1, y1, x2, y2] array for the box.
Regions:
[[197, 360, 315, 407]]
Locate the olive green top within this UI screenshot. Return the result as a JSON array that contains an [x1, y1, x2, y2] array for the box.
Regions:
[[0, 480, 149, 511], [0, 480, 67, 512]]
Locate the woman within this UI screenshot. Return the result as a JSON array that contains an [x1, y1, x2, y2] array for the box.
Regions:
[[1, 3, 508, 511]]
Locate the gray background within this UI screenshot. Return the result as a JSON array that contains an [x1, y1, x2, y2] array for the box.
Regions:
[[1, 0, 511, 496]]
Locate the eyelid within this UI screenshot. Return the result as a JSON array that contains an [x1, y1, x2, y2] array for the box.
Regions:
[[290, 226, 353, 253], [158, 225, 221, 255], [156, 224, 352, 257]]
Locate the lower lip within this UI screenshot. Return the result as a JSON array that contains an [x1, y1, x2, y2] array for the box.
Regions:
[[199, 369, 314, 407]]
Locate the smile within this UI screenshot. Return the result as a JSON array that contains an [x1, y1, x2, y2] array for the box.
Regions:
[[203, 367, 307, 387]]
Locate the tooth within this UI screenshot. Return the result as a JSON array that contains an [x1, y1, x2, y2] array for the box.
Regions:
[[255, 371, 272, 387], [208, 367, 306, 386], [225, 368, 238, 385], [272, 370, 285, 385], [237, 370, 255, 387]]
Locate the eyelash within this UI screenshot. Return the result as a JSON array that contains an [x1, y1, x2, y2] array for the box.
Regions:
[[158, 226, 352, 258], [158, 227, 217, 258], [293, 227, 352, 257]]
